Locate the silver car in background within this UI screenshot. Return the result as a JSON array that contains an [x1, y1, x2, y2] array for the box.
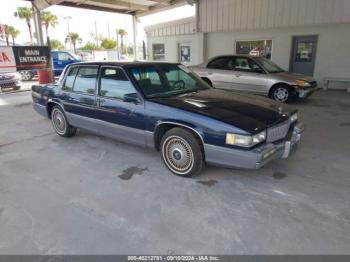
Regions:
[[190, 55, 318, 103], [0, 72, 21, 93]]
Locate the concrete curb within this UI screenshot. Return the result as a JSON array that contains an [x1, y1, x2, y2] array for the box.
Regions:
[[0, 89, 31, 95]]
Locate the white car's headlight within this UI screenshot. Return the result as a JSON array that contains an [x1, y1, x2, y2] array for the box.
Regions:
[[296, 80, 311, 88], [226, 131, 266, 147], [290, 113, 298, 123]]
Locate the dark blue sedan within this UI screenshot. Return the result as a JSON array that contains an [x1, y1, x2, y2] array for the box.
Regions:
[[32, 62, 303, 177]]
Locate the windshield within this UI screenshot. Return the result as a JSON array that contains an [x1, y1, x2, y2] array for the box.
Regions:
[[255, 57, 284, 73], [128, 64, 211, 98]]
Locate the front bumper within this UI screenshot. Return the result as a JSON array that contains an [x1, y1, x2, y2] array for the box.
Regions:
[[204, 123, 304, 169], [296, 86, 318, 98], [0, 79, 21, 89]]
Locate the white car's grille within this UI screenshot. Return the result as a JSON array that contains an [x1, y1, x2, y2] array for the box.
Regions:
[[267, 121, 290, 142]]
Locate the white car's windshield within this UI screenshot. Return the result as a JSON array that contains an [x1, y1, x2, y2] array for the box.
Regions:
[[129, 64, 211, 98], [255, 58, 285, 73]]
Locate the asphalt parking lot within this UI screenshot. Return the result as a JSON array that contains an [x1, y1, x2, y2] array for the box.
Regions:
[[0, 90, 350, 254]]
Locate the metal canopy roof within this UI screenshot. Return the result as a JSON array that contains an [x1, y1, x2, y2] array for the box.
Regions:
[[27, 0, 190, 16]]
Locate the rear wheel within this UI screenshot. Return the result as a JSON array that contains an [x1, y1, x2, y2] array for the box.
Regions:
[[270, 84, 293, 103], [51, 106, 76, 137], [160, 127, 204, 177]]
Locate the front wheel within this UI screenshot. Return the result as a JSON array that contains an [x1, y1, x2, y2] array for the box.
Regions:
[[160, 127, 204, 177], [20, 70, 33, 81], [51, 106, 77, 137], [270, 85, 293, 103]]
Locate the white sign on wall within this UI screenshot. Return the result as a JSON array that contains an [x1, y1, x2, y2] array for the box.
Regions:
[[0, 47, 16, 73]]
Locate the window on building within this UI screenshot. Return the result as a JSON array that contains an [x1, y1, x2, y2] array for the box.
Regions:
[[236, 40, 272, 59], [99, 67, 136, 100], [295, 42, 313, 62], [152, 44, 165, 61], [72, 67, 98, 95], [179, 44, 191, 63]]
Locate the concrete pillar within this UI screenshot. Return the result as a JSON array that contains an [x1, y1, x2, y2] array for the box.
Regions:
[[32, 2, 44, 45], [132, 15, 138, 60]]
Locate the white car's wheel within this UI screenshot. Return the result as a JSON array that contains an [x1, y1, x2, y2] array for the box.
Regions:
[[270, 85, 292, 103], [20, 71, 33, 81]]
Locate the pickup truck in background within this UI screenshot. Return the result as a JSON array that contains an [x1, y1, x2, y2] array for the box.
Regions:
[[19, 50, 81, 81]]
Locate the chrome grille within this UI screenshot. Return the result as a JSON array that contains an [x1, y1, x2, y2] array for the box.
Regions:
[[267, 121, 290, 142]]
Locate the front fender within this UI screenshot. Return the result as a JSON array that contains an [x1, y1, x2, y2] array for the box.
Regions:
[[152, 120, 205, 150]]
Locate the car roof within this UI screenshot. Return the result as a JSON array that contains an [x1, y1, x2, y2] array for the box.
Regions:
[[208, 54, 264, 60], [70, 61, 181, 68]]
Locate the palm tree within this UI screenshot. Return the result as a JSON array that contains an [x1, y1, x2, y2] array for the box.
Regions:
[[68, 32, 82, 52], [118, 29, 128, 54], [14, 7, 33, 44], [41, 11, 58, 40], [4, 25, 11, 46], [8, 26, 20, 45]]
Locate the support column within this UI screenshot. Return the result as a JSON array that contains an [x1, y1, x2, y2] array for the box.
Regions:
[[132, 15, 138, 60], [32, 2, 44, 45]]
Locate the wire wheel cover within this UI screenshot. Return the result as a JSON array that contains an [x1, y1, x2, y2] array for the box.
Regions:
[[52, 109, 66, 134], [163, 136, 194, 174]]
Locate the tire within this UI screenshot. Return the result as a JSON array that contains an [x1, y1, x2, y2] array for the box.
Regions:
[[202, 77, 212, 87], [51, 106, 77, 137], [160, 127, 204, 177], [269, 84, 293, 103], [20, 70, 33, 81]]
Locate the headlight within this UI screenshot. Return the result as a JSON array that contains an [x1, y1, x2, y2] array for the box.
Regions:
[[226, 131, 266, 147], [290, 113, 298, 123], [295, 80, 311, 88]]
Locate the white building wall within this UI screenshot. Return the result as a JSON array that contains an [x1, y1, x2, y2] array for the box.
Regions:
[[145, 17, 197, 37], [146, 32, 204, 65], [199, 0, 350, 32], [205, 23, 350, 85], [144, 0, 350, 87]]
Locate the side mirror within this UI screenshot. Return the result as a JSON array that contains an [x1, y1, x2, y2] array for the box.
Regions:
[[123, 93, 140, 104]]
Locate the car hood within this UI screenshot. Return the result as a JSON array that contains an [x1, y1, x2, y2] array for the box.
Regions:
[[272, 71, 315, 82], [150, 89, 296, 133]]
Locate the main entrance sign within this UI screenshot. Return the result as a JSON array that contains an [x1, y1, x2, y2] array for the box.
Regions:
[[0, 46, 50, 73], [0, 47, 16, 73]]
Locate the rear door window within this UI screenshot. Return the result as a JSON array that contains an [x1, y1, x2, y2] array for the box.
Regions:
[[72, 67, 98, 95], [62, 67, 78, 91], [207, 57, 234, 70]]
